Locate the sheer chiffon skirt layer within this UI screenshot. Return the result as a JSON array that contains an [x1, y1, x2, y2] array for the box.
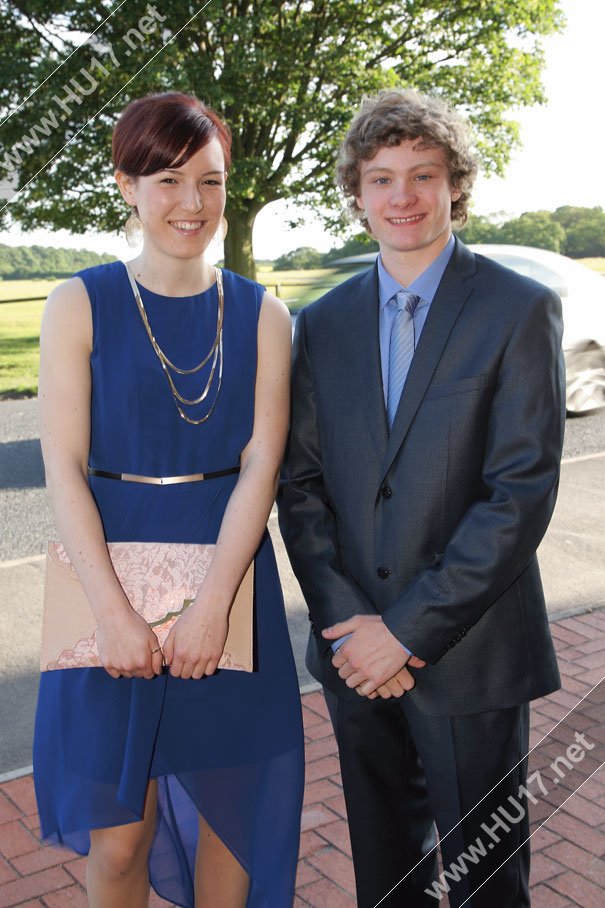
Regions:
[[33, 264, 305, 907]]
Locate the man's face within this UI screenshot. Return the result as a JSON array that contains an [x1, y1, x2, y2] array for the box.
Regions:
[[356, 139, 461, 268]]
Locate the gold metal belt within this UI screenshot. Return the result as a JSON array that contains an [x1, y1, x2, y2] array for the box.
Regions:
[[88, 466, 240, 486]]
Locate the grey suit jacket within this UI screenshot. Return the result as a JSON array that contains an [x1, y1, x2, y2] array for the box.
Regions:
[[278, 238, 565, 715]]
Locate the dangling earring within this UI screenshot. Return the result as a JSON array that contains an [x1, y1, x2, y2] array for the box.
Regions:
[[124, 207, 143, 247], [211, 216, 229, 250]]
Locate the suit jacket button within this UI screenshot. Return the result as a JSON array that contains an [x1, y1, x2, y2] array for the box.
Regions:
[[381, 485, 393, 499], [377, 566, 390, 579]]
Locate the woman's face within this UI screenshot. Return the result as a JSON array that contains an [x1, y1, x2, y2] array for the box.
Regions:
[[116, 137, 227, 260]]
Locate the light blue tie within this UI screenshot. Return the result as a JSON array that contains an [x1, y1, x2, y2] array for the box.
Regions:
[[387, 290, 420, 429]]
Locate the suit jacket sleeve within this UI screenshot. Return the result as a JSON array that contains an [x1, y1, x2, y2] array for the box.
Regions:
[[381, 287, 566, 664], [278, 308, 376, 653]]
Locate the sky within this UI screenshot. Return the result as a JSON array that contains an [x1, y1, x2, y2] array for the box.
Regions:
[[1, 0, 603, 262]]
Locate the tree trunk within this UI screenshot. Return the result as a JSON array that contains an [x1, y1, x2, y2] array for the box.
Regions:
[[223, 205, 259, 280]]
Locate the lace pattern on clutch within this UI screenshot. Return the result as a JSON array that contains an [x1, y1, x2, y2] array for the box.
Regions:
[[42, 541, 253, 672]]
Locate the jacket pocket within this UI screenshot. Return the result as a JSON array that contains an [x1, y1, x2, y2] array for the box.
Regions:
[[424, 374, 487, 400]]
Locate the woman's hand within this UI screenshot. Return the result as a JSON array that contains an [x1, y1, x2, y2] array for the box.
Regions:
[[162, 603, 229, 680], [96, 605, 163, 680]]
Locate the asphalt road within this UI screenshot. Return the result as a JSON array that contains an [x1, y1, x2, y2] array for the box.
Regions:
[[1, 398, 604, 773]]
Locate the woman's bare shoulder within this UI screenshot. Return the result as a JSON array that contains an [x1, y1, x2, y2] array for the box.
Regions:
[[45, 276, 90, 309], [42, 277, 92, 345], [259, 290, 291, 331]]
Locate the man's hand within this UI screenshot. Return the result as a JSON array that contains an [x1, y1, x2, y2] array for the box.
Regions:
[[323, 615, 426, 697], [366, 667, 418, 700]]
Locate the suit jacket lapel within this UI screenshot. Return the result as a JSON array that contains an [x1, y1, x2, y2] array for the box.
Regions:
[[349, 264, 389, 462], [380, 239, 476, 479]]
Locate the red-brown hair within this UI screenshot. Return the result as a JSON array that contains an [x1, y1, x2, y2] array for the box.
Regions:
[[112, 92, 231, 176]]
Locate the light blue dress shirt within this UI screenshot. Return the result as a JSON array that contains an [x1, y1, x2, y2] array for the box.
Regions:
[[331, 235, 455, 657], [378, 235, 455, 403]]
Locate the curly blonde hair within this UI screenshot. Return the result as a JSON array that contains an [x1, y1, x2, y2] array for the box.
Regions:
[[336, 88, 477, 228]]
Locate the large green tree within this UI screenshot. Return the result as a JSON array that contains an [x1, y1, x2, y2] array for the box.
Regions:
[[463, 206, 605, 257], [0, 242, 113, 279], [554, 206, 605, 258], [459, 213, 505, 245], [323, 231, 379, 263], [0, 0, 563, 278], [499, 210, 566, 252], [274, 246, 324, 270]]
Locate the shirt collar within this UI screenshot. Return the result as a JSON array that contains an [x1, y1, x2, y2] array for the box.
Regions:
[[377, 234, 455, 310]]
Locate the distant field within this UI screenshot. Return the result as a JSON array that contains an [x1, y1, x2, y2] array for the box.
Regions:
[[0, 278, 60, 302], [0, 281, 60, 397], [1, 256, 603, 399], [256, 266, 349, 305], [578, 257, 605, 275]]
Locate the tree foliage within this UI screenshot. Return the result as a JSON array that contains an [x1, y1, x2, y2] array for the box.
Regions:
[[323, 232, 379, 263], [553, 206, 605, 257], [0, 243, 114, 280], [499, 211, 566, 252], [457, 213, 503, 244], [461, 206, 605, 257], [273, 246, 324, 270], [274, 233, 380, 269], [0, 0, 563, 278]]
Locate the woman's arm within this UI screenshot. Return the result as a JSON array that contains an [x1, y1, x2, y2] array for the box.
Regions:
[[39, 278, 163, 679], [163, 291, 292, 679]]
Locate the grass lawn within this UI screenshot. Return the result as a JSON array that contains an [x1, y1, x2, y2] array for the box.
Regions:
[[0, 278, 61, 302], [0, 280, 61, 396], [0, 298, 45, 397]]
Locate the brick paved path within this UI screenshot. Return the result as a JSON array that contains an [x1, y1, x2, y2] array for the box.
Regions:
[[1, 609, 603, 908]]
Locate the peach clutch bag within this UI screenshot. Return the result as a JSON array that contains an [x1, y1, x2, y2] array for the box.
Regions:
[[40, 541, 254, 672]]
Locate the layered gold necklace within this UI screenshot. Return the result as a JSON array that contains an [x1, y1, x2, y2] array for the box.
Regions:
[[125, 263, 224, 425]]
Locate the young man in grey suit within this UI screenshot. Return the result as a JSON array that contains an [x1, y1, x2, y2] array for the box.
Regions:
[[278, 89, 565, 907]]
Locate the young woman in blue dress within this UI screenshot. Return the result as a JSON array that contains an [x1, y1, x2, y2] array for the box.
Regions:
[[35, 93, 304, 908]]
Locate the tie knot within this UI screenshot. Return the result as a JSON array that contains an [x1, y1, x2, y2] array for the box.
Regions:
[[392, 289, 419, 316]]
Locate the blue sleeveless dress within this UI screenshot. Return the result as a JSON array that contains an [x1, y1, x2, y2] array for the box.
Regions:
[[33, 261, 304, 907]]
